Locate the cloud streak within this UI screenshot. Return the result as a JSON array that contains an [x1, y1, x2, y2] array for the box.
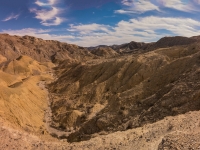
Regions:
[[35, 0, 58, 6], [68, 23, 112, 34], [30, 0, 65, 26], [158, 0, 196, 12], [117, 0, 200, 14], [65, 16, 200, 46], [116, 0, 159, 14], [1, 28, 75, 41], [2, 13, 20, 22]]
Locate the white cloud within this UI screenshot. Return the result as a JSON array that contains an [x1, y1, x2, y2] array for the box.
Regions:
[[2, 13, 20, 22], [116, 0, 159, 14], [158, 0, 197, 12], [121, 0, 134, 6], [2, 16, 200, 46], [1, 28, 74, 41], [115, 9, 135, 14], [30, 0, 64, 26], [117, 16, 200, 37], [35, 0, 57, 6], [118, 0, 199, 14], [68, 23, 112, 34], [64, 16, 200, 46], [30, 7, 59, 22], [193, 0, 200, 4]]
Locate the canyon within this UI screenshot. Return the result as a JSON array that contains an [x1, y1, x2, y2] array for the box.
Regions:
[[0, 34, 200, 149]]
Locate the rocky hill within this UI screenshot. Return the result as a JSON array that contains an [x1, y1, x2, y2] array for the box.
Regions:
[[48, 42, 200, 142], [1, 34, 200, 149], [0, 34, 94, 63], [89, 36, 198, 55], [152, 36, 198, 49], [90, 47, 119, 57]]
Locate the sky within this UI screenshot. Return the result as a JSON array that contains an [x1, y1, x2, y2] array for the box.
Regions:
[[1, 0, 200, 46]]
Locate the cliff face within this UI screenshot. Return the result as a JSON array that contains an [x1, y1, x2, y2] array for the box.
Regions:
[[1, 34, 200, 149]]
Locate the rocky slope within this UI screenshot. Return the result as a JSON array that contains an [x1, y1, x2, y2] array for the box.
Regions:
[[1, 109, 200, 149], [0, 54, 55, 135], [0, 34, 94, 63], [48, 42, 200, 142], [90, 47, 119, 58], [1, 34, 200, 149]]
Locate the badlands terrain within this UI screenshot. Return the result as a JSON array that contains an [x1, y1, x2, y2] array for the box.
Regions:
[[0, 34, 200, 149]]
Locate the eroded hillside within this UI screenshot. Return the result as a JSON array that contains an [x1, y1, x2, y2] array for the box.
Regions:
[[48, 42, 200, 142], [1, 34, 200, 149], [0, 34, 94, 63], [0, 54, 55, 135]]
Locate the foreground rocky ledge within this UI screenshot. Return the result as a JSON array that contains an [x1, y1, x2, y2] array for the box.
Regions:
[[1, 110, 200, 150]]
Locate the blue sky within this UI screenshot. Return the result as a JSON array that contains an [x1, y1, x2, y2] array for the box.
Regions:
[[1, 0, 200, 46]]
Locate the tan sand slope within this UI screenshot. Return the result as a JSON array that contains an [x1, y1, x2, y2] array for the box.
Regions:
[[0, 55, 54, 135]]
